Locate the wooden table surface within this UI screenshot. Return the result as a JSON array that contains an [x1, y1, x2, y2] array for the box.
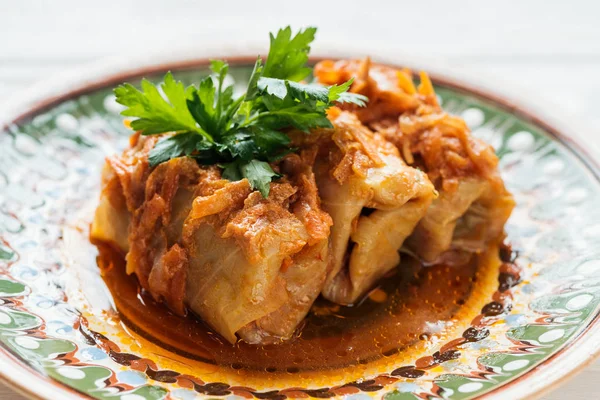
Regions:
[[1, 1, 598, 398]]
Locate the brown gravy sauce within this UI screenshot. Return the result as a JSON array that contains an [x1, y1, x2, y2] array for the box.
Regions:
[[96, 244, 484, 373]]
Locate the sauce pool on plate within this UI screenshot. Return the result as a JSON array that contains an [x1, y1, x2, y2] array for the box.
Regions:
[[96, 243, 497, 373]]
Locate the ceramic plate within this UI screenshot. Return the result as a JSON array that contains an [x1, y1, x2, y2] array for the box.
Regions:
[[0, 53, 599, 400]]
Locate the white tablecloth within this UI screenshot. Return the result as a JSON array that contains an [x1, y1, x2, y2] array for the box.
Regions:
[[0, 1, 598, 398]]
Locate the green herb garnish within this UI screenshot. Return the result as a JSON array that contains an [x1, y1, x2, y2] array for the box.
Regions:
[[114, 26, 367, 197]]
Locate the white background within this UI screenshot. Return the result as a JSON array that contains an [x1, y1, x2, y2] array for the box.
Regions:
[[0, 0, 598, 398]]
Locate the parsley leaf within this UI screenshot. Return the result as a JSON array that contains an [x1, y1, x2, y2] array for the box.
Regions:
[[252, 127, 291, 154], [115, 26, 368, 197], [115, 72, 211, 140], [336, 91, 369, 107], [187, 79, 218, 136], [259, 103, 333, 132], [149, 133, 202, 167], [221, 158, 280, 197], [263, 26, 316, 81], [258, 78, 329, 103], [222, 132, 258, 161], [245, 57, 263, 101], [327, 78, 368, 106], [240, 160, 280, 197], [191, 141, 224, 165], [221, 161, 243, 181]]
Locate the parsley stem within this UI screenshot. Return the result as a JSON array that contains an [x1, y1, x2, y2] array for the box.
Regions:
[[216, 83, 223, 129], [243, 112, 270, 127], [194, 128, 215, 143]]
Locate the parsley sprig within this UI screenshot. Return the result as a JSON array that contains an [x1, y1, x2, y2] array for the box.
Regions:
[[114, 26, 367, 197]]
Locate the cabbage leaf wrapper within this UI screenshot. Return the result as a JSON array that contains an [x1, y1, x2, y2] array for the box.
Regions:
[[315, 60, 515, 264], [292, 110, 435, 304], [91, 133, 332, 344]]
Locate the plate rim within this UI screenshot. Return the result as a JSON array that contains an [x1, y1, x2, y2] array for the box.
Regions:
[[0, 46, 599, 400]]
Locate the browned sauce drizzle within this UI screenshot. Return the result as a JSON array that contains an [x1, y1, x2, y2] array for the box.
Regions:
[[97, 243, 487, 373]]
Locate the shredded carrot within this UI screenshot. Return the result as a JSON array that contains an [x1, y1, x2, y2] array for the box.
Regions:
[[418, 71, 435, 97], [313, 59, 502, 190], [396, 70, 417, 95]]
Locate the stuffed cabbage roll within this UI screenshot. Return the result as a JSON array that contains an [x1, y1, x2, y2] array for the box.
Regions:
[[91, 133, 333, 344], [294, 110, 435, 305], [315, 59, 515, 263]]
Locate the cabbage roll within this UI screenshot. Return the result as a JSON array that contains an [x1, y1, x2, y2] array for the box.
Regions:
[[91, 134, 157, 254], [406, 177, 515, 263], [315, 60, 515, 264], [91, 134, 333, 344], [299, 110, 435, 305]]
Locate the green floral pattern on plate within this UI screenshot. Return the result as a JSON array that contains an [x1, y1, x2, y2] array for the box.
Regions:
[[0, 64, 599, 400]]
